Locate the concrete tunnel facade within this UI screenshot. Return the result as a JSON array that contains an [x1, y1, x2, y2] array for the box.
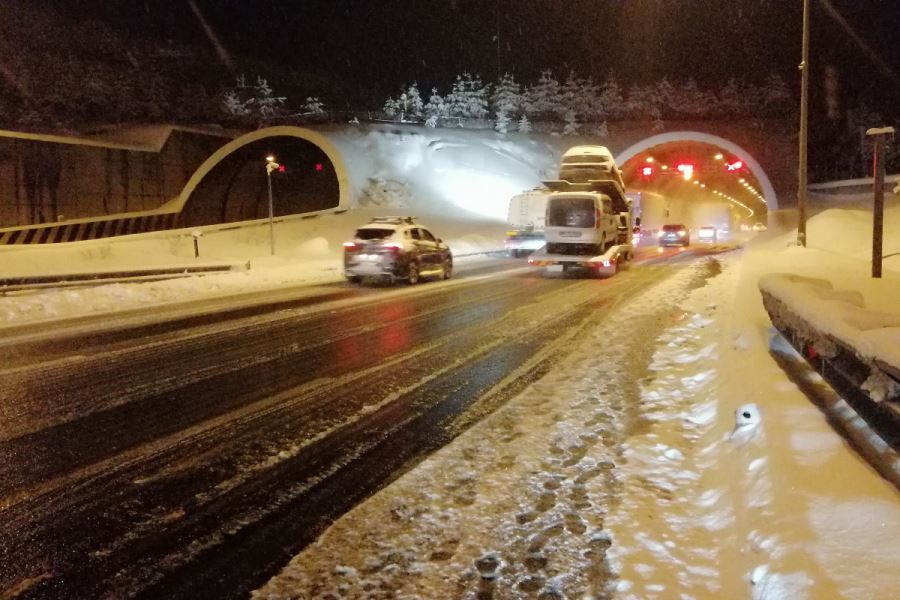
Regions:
[[172, 126, 353, 227]]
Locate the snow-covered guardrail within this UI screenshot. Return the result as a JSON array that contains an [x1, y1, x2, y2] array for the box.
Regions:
[[759, 273, 900, 441], [0, 263, 249, 294]]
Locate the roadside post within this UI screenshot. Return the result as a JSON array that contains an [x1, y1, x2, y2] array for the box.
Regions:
[[191, 230, 202, 258], [866, 127, 895, 279]]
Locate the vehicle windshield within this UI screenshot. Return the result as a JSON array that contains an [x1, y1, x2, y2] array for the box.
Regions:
[[547, 197, 595, 228], [355, 228, 394, 240]]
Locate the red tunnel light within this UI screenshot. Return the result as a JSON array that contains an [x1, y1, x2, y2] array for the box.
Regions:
[[278, 164, 286, 173], [726, 160, 744, 172], [642, 166, 653, 177], [676, 163, 694, 180], [315, 162, 324, 172]]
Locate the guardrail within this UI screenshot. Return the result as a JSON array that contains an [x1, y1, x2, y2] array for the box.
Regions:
[[0, 263, 249, 294]]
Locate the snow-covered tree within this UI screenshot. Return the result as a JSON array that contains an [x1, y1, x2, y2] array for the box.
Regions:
[[397, 83, 424, 120], [523, 70, 563, 120], [593, 120, 610, 138], [221, 89, 249, 117], [446, 73, 490, 120], [598, 76, 624, 120], [220, 74, 285, 123], [563, 109, 580, 135], [673, 78, 715, 118], [382, 96, 400, 117], [517, 114, 532, 134], [424, 87, 448, 124], [560, 71, 584, 120], [495, 108, 512, 133], [654, 78, 676, 117], [253, 77, 286, 119], [491, 73, 522, 119], [623, 84, 650, 120], [303, 96, 325, 115]]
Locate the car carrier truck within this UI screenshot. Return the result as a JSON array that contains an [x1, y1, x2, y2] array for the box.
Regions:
[[527, 146, 634, 277]]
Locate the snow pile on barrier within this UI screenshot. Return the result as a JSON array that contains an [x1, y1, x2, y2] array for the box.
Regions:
[[759, 274, 900, 402]]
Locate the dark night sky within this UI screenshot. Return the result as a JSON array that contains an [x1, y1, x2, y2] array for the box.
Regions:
[[39, 0, 900, 116]]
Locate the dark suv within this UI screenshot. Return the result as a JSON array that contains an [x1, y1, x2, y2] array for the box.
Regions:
[[658, 224, 690, 247], [343, 216, 453, 285]]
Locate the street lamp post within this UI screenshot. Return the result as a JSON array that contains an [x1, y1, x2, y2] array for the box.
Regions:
[[797, 0, 811, 247], [265, 155, 279, 256]]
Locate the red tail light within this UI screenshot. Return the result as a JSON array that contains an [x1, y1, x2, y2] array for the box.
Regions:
[[384, 242, 402, 253], [343, 241, 357, 251]]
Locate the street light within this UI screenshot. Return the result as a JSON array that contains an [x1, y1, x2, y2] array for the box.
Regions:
[[798, 0, 811, 247], [265, 155, 280, 256]]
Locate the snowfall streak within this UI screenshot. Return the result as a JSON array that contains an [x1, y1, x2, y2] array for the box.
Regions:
[[0, 266, 671, 599]]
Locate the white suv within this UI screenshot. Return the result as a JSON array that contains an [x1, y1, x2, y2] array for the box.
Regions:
[[343, 217, 453, 285]]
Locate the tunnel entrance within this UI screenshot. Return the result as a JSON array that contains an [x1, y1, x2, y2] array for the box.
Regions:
[[617, 133, 772, 234], [180, 135, 340, 227]]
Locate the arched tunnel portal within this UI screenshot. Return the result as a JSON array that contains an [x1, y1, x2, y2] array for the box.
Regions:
[[174, 127, 350, 228]]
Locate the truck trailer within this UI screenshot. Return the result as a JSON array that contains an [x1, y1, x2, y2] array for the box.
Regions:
[[528, 146, 634, 277]]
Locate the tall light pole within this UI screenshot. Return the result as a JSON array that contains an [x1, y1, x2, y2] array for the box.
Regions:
[[265, 155, 279, 256], [797, 0, 811, 247]]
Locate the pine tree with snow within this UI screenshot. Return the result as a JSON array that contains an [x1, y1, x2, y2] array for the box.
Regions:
[[222, 89, 250, 117], [424, 87, 448, 125], [252, 76, 286, 120], [523, 70, 563, 121], [445, 75, 466, 118], [560, 71, 598, 123], [623, 84, 649, 120], [303, 96, 325, 115], [563, 109, 580, 135], [464, 73, 490, 119], [652, 111, 665, 131], [517, 114, 532, 134], [654, 78, 676, 119], [495, 108, 511, 134], [599, 76, 624, 120], [491, 73, 522, 119], [399, 83, 424, 120], [593, 120, 610, 138], [383, 96, 400, 118], [673, 78, 715, 118]]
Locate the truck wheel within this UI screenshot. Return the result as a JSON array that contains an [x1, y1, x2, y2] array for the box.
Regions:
[[346, 275, 361, 284]]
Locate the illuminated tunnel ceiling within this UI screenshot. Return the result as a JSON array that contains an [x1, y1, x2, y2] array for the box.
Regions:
[[620, 141, 768, 220], [181, 136, 340, 227]]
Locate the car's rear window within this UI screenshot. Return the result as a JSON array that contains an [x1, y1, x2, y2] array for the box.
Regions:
[[662, 225, 686, 232], [547, 197, 596, 227], [355, 228, 395, 240]]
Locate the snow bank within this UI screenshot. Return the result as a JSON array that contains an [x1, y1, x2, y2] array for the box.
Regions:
[[759, 274, 900, 372]]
